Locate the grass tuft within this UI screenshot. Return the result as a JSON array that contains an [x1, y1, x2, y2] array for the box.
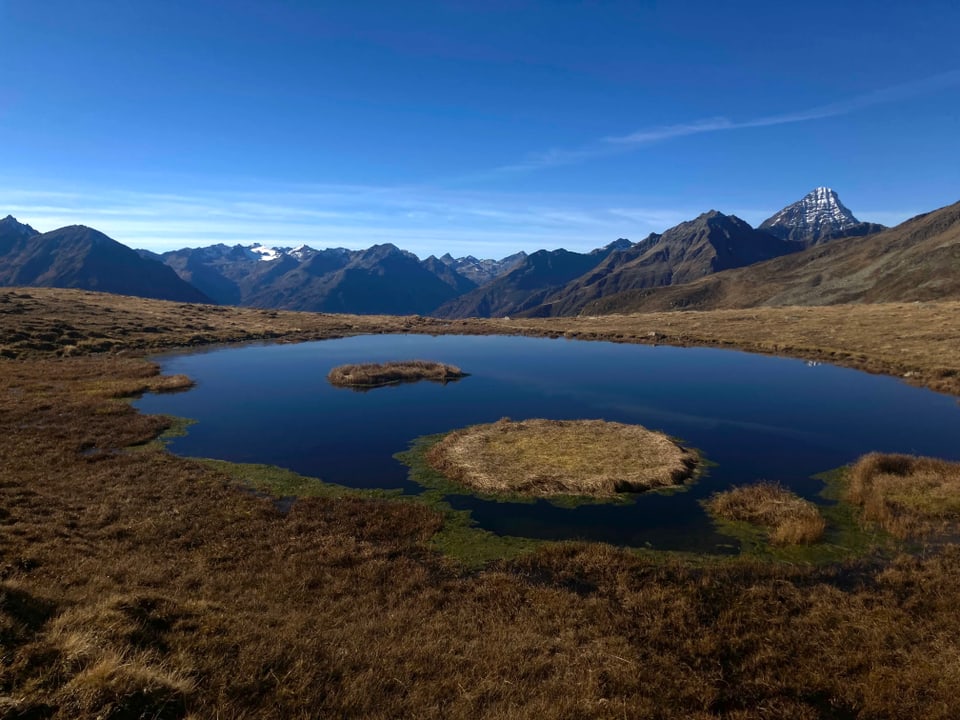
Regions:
[[707, 482, 826, 545], [846, 452, 960, 538], [327, 359, 467, 389]]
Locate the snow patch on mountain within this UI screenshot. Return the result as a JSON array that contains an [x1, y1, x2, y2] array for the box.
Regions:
[[758, 187, 879, 246], [761, 187, 859, 233]]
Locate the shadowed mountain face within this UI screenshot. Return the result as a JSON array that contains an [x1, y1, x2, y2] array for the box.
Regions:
[[153, 243, 490, 314], [421, 256, 479, 295], [237, 243, 470, 315], [581, 199, 960, 314], [516, 212, 802, 317], [0, 221, 210, 303], [154, 244, 352, 305], [0, 215, 40, 252], [432, 240, 633, 318], [437, 251, 527, 285], [760, 187, 886, 246]]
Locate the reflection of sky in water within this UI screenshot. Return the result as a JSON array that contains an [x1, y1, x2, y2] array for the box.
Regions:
[[136, 335, 960, 553]]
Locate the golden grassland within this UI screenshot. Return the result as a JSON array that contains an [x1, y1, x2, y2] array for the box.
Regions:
[[328, 359, 466, 388], [706, 483, 827, 545], [846, 453, 960, 539], [426, 418, 697, 497], [3, 288, 960, 717]]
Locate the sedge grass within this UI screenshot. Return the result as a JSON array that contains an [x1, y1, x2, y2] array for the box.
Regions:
[[327, 359, 467, 388], [846, 453, 960, 538], [425, 418, 698, 498], [707, 482, 826, 545]]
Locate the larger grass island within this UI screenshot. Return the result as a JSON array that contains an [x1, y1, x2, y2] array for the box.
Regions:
[[425, 418, 699, 498]]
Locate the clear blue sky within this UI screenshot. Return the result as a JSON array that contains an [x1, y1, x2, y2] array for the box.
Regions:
[[2, 0, 959, 258]]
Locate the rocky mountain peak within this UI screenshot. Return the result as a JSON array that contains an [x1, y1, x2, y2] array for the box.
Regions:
[[760, 187, 861, 244], [0, 215, 40, 240]]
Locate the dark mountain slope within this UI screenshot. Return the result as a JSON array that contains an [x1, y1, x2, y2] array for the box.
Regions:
[[437, 251, 528, 285], [521, 212, 801, 317], [245, 244, 464, 314], [0, 223, 209, 303], [583, 200, 960, 314], [156, 244, 321, 305], [433, 242, 628, 318], [421, 255, 478, 294], [0, 215, 40, 253]]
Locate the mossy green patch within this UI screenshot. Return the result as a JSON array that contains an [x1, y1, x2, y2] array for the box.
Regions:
[[705, 468, 899, 564], [196, 458, 400, 501], [126, 415, 196, 453]]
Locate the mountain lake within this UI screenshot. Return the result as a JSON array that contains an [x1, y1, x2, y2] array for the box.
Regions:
[[134, 334, 960, 554]]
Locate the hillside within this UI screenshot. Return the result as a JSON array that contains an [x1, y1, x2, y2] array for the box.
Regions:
[[583, 199, 960, 314], [519, 212, 802, 317], [0, 220, 209, 303], [434, 240, 631, 318], [243, 243, 469, 314]]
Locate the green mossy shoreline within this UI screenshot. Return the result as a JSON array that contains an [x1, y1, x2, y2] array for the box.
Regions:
[[183, 429, 897, 568]]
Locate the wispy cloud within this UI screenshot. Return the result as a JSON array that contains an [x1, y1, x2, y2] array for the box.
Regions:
[[1, 180, 688, 257], [498, 69, 960, 172]]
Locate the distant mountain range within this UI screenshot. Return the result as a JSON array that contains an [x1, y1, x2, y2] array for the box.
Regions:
[[8, 187, 953, 317]]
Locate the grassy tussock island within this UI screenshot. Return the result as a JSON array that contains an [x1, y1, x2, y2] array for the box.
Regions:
[[707, 482, 827, 545], [327, 359, 466, 388], [426, 418, 698, 497], [847, 453, 960, 538]]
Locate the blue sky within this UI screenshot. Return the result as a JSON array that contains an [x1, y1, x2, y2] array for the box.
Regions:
[[2, 0, 959, 258]]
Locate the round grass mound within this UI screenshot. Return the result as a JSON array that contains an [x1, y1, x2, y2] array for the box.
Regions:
[[425, 418, 698, 498], [707, 482, 826, 545], [327, 360, 466, 389]]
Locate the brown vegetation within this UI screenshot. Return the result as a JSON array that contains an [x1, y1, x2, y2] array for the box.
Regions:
[[4, 288, 960, 398], [426, 418, 697, 497], [846, 453, 960, 538], [328, 359, 466, 388], [3, 288, 960, 716], [707, 483, 827, 545]]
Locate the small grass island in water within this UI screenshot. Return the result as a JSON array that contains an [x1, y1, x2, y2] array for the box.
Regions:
[[706, 482, 826, 545], [425, 418, 698, 498], [327, 360, 467, 389]]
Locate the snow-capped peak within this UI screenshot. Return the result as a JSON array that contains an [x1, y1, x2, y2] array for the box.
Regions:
[[247, 244, 283, 261], [761, 187, 860, 233], [288, 244, 318, 261]]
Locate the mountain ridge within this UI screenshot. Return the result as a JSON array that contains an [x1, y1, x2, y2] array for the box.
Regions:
[[0, 222, 209, 303], [580, 200, 960, 314], [0, 189, 902, 313]]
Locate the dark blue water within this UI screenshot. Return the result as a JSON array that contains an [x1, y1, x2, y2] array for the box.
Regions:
[[135, 335, 960, 552]]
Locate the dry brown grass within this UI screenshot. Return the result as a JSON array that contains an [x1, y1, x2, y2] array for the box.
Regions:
[[4, 288, 960, 397], [707, 483, 827, 545], [846, 453, 960, 538], [4, 289, 960, 717], [427, 418, 698, 497], [327, 359, 466, 388]]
